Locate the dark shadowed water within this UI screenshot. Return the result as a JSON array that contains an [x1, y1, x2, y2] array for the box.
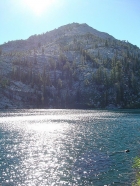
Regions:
[[0, 109, 140, 186]]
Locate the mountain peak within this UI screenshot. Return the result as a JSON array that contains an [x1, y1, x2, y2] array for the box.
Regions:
[[57, 22, 114, 40]]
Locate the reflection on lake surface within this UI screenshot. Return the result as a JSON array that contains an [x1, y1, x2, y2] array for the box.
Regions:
[[0, 109, 140, 185]]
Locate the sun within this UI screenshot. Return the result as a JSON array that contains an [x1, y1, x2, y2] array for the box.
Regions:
[[23, 0, 54, 16]]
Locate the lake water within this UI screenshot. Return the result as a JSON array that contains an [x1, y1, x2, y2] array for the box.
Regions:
[[0, 109, 140, 186]]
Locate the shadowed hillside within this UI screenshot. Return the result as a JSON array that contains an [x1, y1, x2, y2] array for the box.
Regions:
[[0, 23, 140, 109]]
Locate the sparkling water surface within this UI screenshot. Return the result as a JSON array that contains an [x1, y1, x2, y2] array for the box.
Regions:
[[0, 109, 140, 186]]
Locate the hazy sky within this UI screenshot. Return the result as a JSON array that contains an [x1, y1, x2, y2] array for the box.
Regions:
[[0, 0, 140, 47]]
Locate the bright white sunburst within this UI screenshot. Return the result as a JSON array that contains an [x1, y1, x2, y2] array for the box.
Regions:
[[23, 0, 55, 16]]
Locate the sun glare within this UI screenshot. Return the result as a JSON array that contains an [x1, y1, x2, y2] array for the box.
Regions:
[[23, 0, 54, 16]]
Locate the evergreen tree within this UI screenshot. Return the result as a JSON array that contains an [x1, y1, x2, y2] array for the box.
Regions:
[[0, 48, 2, 56]]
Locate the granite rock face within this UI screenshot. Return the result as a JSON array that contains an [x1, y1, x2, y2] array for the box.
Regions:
[[0, 23, 140, 109]]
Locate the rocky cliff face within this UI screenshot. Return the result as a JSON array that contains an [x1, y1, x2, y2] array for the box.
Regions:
[[0, 23, 140, 109]]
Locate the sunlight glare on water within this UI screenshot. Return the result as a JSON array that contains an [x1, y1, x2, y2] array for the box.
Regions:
[[0, 109, 140, 186]]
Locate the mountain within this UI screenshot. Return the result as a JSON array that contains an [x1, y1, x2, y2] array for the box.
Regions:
[[1, 23, 114, 52], [0, 23, 140, 109]]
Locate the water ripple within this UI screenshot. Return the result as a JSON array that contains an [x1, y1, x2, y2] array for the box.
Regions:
[[0, 109, 139, 185]]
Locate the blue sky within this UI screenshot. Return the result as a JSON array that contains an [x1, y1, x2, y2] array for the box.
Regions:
[[0, 0, 140, 47]]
